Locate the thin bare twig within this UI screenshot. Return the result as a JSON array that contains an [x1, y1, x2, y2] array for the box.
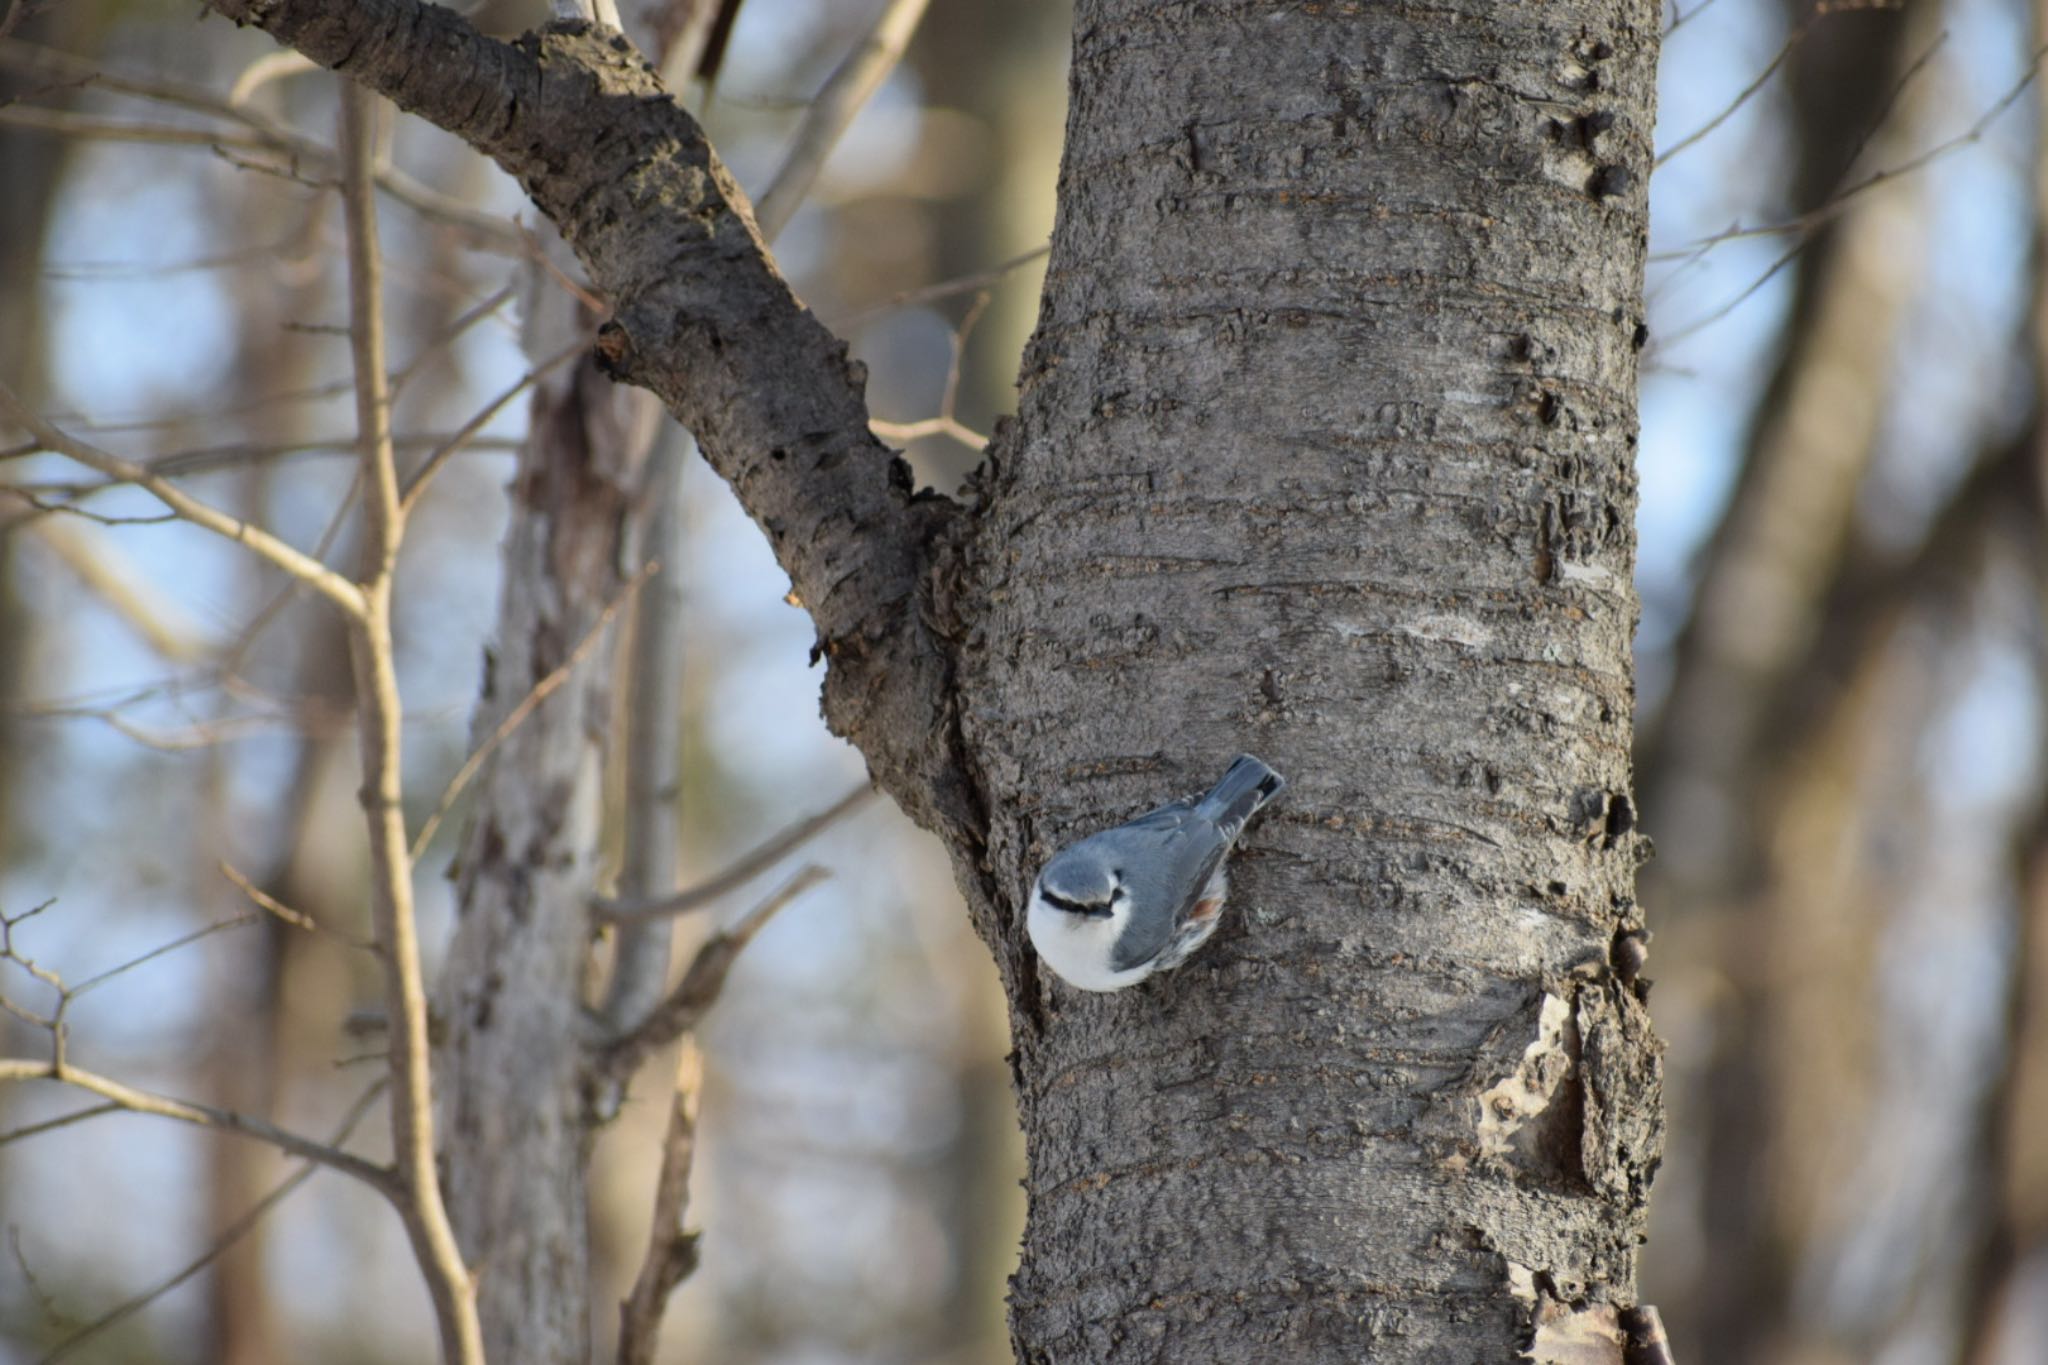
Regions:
[[0, 1103, 120, 1150], [1665, 0, 1731, 37], [399, 337, 584, 511], [219, 861, 381, 953], [3, 487, 177, 527], [0, 38, 525, 253], [221, 467, 364, 682], [828, 244, 1049, 330], [33, 1077, 390, 1365], [21, 283, 517, 446], [0, 382, 367, 618], [228, 49, 318, 107], [1651, 39, 2040, 265], [9, 1227, 78, 1333], [601, 865, 830, 1082], [0, 1059, 395, 1190], [596, 784, 873, 923], [13, 707, 308, 753], [337, 80, 482, 1365], [0, 105, 277, 151], [602, 437, 689, 1035], [15, 514, 215, 662], [1658, 1, 1905, 169], [870, 416, 986, 449], [67, 915, 260, 1001], [870, 293, 993, 450], [409, 561, 656, 861], [752, 0, 934, 240], [391, 282, 521, 398], [1660, 46, 2042, 347], [615, 1041, 702, 1365], [0, 902, 385, 1201]]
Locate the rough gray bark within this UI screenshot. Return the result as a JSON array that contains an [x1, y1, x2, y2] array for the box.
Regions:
[[210, 0, 1665, 1359], [436, 315, 656, 1361], [967, 4, 1664, 1358]]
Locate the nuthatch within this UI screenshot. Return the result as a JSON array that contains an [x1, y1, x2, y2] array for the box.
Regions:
[[1027, 755, 1285, 992]]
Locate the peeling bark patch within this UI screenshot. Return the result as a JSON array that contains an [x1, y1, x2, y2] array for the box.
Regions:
[[1570, 787, 1635, 850], [1574, 983, 1664, 1203], [1525, 1298, 1627, 1363], [1476, 992, 1580, 1174]]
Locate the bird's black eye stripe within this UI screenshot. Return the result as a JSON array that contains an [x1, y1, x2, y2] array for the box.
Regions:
[[1042, 889, 1112, 918]]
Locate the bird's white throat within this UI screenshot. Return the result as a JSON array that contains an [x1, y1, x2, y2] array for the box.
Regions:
[[1026, 889, 1152, 992]]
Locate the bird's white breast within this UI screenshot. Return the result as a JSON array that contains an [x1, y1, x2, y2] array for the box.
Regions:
[[1026, 890, 1153, 992]]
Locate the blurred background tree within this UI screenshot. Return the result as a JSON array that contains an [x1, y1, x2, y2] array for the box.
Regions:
[[0, 0, 2041, 1362]]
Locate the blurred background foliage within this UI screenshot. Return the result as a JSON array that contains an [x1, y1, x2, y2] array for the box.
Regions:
[[0, 0, 2044, 1362]]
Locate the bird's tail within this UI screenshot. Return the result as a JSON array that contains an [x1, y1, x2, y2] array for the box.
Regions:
[[1196, 754, 1286, 838]]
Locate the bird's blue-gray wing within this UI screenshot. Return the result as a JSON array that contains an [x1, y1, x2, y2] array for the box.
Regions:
[[1107, 819, 1231, 973]]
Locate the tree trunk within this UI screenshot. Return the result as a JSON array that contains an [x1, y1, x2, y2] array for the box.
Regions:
[[436, 292, 658, 1363], [210, 0, 1667, 1357], [963, 3, 1664, 1357]]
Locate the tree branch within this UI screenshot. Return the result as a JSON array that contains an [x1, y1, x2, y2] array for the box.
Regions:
[[409, 559, 655, 861], [0, 382, 368, 618], [752, 0, 933, 241], [336, 80, 483, 1365], [204, 0, 979, 841], [601, 436, 690, 1034], [600, 865, 828, 1082], [595, 783, 872, 923], [32, 1077, 391, 1365], [0, 38, 526, 254], [0, 1059, 395, 1192], [614, 1041, 701, 1365]]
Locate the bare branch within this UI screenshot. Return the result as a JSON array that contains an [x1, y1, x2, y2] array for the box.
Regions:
[[228, 49, 318, 106], [601, 865, 829, 1081], [0, 1102, 120, 1150], [3, 487, 178, 527], [0, 38, 525, 253], [0, 383, 367, 618], [9, 1228, 79, 1334], [869, 292, 995, 451], [337, 79, 483, 1365], [219, 861, 381, 954], [596, 784, 872, 923], [868, 415, 984, 447], [67, 915, 260, 1001], [344, 87, 403, 578], [14, 514, 215, 662], [410, 560, 656, 860], [205, 0, 974, 839], [391, 282, 521, 397], [0, 1059, 395, 1191], [827, 243, 1049, 330], [399, 337, 585, 511], [616, 1041, 702, 1365], [602, 440, 690, 1034], [753, 0, 934, 240], [1651, 40, 2042, 268], [221, 468, 364, 680], [11, 706, 309, 753], [1652, 3, 1896, 169], [1664, 0, 1730, 36], [0, 105, 277, 150], [33, 1077, 390, 1365]]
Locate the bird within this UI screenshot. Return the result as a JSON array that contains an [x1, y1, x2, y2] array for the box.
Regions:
[[1026, 755, 1285, 992]]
